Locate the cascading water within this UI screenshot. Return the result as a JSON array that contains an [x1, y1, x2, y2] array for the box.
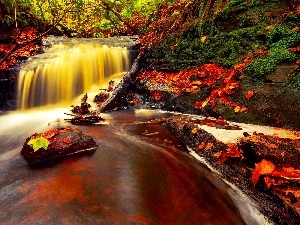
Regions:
[[17, 39, 130, 109]]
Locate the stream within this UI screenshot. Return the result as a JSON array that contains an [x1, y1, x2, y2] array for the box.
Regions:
[[0, 107, 281, 225], [0, 37, 288, 224]]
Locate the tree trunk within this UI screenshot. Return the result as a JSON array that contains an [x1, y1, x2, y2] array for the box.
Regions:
[[100, 52, 143, 112]]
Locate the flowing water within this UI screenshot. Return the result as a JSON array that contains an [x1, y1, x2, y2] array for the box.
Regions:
[[1, 38, 293, 224], [17, 39, 130, 109], [0, 107, 274, 225]]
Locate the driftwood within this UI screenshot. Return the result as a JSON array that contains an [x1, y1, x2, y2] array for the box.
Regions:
[[100, 52, 143, 112]]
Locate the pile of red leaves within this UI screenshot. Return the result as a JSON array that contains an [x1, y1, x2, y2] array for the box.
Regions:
[[137, 63, 251, 113], [224, 133, 300, 215], [0, 27, 40, 70]]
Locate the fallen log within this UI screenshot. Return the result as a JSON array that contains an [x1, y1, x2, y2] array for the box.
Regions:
[[99, 52, 143, 112], [238, 133, 300, 168], [167, 117, 300, 225]]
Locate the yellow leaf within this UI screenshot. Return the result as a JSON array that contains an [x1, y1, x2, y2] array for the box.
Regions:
[[234, 106, 240, 113], [201, 98, 210, 108], [201, 36, 208, 43], [265, 24, 274, 31], [191, 127, 201, 134]]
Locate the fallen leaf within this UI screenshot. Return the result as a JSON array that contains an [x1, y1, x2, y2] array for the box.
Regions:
[[205, 142, 214, 151], [191, 127, 201, 134], [62, 137, 71, 144], [234, 106, 241, 113], [252, 159, 276, 185], [201, 36, 208, 42], [27, 137, 49, 152], [197, 142, 207, 151], [246, 90, 254, 99]]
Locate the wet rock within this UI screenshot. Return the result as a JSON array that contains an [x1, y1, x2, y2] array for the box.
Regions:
[[238, 133, 300, 168], [21, 127, 98, 167], [167, 117, 300, 225]]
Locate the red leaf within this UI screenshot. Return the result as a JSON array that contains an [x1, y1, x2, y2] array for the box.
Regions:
[[246, 90, 254, 99], [62, 137, 71, 144], [216, 143, 241, 164], [252, 159, 276, 185]]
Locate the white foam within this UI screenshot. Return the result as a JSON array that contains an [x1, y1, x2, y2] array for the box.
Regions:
[[187, 147, 274, 225]]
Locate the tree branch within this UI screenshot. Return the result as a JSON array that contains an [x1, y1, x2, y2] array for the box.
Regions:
[[99, 0, 136, 33], [0, 2, 75, 67]]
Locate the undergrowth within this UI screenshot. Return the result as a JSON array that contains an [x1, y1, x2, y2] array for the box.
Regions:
[[151, 0, 300, 87], [287, 71, 300, 90], [244, 25, 300, 80], [153, 0, 280, 71]]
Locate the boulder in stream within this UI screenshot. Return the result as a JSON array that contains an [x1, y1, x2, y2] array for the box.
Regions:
[[21, 127, 98, 167]]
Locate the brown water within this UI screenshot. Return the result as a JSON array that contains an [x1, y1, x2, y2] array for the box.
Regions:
[[0, 108, 251, 225], [5, 39, 275, 224]]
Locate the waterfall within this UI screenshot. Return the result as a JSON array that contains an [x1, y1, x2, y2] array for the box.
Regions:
[[17, 40, 130, 109]]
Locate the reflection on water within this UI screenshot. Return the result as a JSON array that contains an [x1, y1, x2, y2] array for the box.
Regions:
[[0, 108, 278, 225]]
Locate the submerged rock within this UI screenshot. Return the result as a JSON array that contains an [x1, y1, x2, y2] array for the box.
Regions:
[[21, 127, 98, 167]]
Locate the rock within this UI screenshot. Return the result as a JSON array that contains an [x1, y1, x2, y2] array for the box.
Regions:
[[238, 133, 300, 168], [265, 62, 296, 83], [167, 117, 300, 225], [21, 127, 97, 167]]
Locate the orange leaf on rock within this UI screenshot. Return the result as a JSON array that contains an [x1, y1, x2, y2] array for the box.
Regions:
[[197, 142, 207, 151], [191, 127, 201, 134], [205, 142, 214, 151], [270, 166, 300, 180], [234, 106, 241, 113], [62, 137, 71, 144], [234, 105, 247, 113], [252, 159, 276, 185], [216, 143, 241, 164], [246, 90, 254, 99], [201, 98, 210, 108]]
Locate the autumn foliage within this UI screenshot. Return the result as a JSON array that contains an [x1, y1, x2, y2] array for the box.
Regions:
[[137, 63, 249, 112], [138, 0, 230, 50], [0, 27, 41, 70]]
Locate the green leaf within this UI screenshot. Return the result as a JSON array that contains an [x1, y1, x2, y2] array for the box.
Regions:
[[27, 137, 49, 152]]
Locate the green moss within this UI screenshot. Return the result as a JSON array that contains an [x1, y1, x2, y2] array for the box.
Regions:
[[266, 25, 293, 44], [152, 0, 286, 71], [287, 72, 300, 90], [244, 57, 277, 79], [245, 29, 300, 79], [156, 20, 267, 70], [270, 31, 300, 49]]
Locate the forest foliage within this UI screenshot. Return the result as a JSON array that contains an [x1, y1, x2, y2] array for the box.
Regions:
[[0, 0, 300, 81]]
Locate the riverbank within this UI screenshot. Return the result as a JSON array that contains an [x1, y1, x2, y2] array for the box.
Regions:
[[99, 65, 300, 224], [128, 65, 300, 224], [163, 114, 300, 225]]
